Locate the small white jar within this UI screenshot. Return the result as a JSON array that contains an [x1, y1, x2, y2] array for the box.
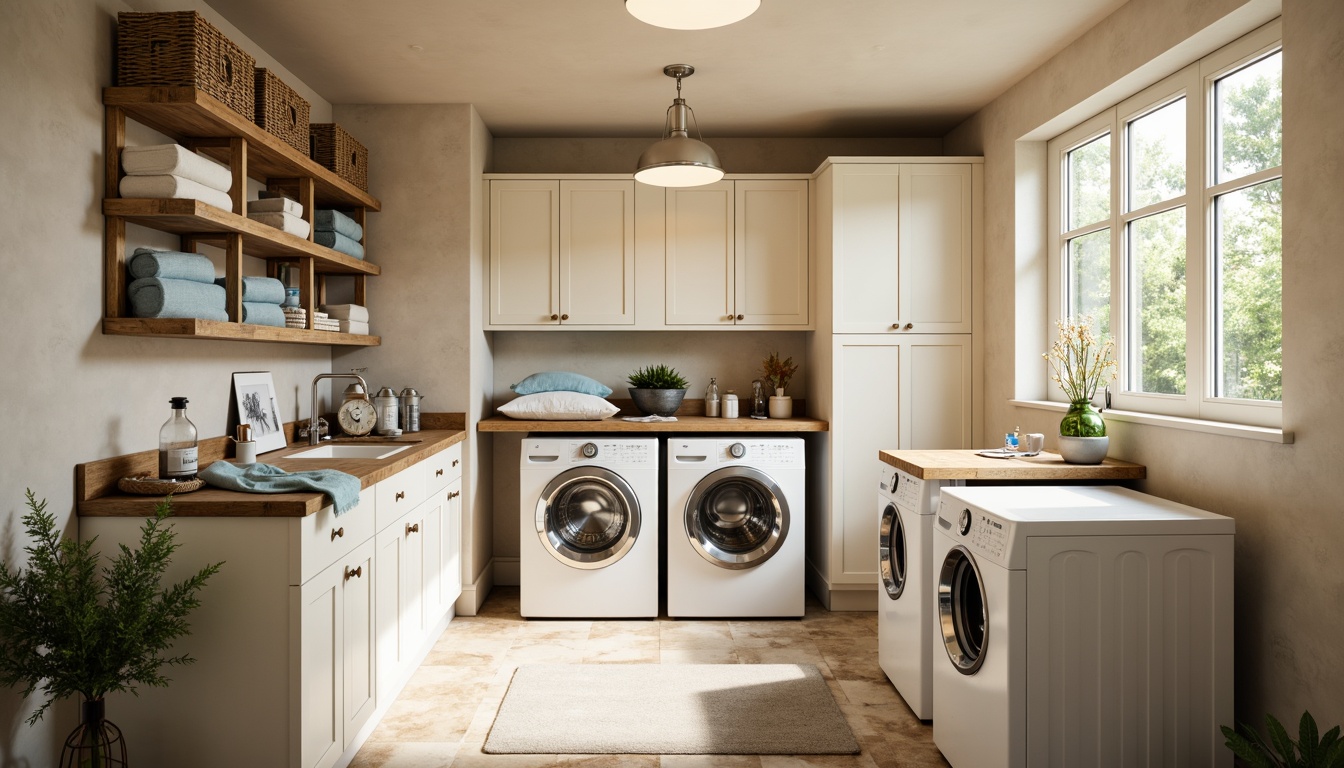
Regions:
[[722, 392, 739, 418]]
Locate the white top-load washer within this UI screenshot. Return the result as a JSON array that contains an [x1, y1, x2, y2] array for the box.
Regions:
[[667, 437, 806, 618], [519, 437, 659, 618], [877, 462, 962, 720], [931, 485, 1235, 768]]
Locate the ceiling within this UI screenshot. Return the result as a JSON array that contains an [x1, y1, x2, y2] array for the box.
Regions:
[[207, 0, 1127, 139]]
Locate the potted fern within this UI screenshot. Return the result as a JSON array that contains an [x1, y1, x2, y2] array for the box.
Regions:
[[0, 490, 222, 767], [626, 364, 689, 417]]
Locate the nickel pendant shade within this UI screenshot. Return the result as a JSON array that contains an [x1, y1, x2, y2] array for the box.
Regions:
[[634, 64, 724, 188]]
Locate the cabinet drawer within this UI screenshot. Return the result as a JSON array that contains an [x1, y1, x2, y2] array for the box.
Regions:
[[376, 462, 427, 531], [424, 442, 462, 495], [292, 487, 375, 586]]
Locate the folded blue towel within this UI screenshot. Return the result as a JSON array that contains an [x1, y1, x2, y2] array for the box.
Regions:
[[242, 302, 286, 327], [128, 277, 228, 321], [128, 248, 216, 283], [315, 230, 365, 260], [199, 461, 362, 516], [314, 209, 364, 241], [213, 276, 286, 305]]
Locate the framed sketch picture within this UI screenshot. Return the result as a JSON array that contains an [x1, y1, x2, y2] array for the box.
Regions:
[[232, 371, 286, 454]]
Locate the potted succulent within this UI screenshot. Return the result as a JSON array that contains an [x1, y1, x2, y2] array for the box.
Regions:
[[626, 364, 690, 417], [762, 351, 799, 418], [1043, 314, 1118, 464], [0, 491, 222, 767]]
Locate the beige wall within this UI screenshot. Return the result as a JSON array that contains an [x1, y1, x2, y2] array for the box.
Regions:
[[0, 0, 338, 760], [945, 0, 1342, 726]]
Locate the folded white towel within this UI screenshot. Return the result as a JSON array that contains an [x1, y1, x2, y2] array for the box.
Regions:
[[121, 144, 232, 192], [285, 320, 308, 329], [622, 414, 678, 422], [247, 211, 311, 239], [119, 174, 234, 213], [337, 320, 369, 335], [320, 303, 369, 322], [314, 323, 340, 333], [248, 196, 303, 216]]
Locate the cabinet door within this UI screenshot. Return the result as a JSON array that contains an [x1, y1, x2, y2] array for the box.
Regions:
[[831, 165, 901, 333], [442, 479, 463, 608], [665, 181, 734, 325], [374, 522, 406, 702], [417, 496, 443, 629], [560, 180, 635, 325], [341, 540, 376, 748], [398, 510, 427, 661], [735, 180, 809, 326], [899, 164, 972, 333], [490, 180, 560, 325], [297, 561, 343, 768]]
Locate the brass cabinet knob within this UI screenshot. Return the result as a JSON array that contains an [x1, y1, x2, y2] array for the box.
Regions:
[[331, 527, 345, 541], [435, 468, 444, 477], [891, 322, 900, 329], [452, 459, 459, 467], [406, 522, 420, 535], [395, 491, 405, 501], [561, 313, 570, 320], [736, 314, 745, 321], [345, 565, 363, 580], [904, 323, 914, 330], [550, 314, 559, 321], [447, 490, 460, 500]]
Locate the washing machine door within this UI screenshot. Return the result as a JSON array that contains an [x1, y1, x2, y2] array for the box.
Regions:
[[879, 501, 906, 599], [535, 467, 641, 570], [938, 544, 988, 674], [685, 466, 788, 570]]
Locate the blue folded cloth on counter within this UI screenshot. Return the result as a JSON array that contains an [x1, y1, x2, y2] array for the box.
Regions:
[[199, 461, 362, 516], [315, 230, 365, 260], [314, 209, 363, 240], [242, 302, 286, 327], [213, 275, 286, 305], [128, 248, 216, 283], [127, 277, 228, 321]]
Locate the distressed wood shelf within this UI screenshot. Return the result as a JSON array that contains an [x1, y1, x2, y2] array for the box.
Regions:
[[102, 317, 382, 346]]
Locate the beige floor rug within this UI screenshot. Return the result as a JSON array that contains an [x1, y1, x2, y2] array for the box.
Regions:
[[484, 663, 860, 755]]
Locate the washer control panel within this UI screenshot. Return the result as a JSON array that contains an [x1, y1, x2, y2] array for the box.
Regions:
[[566, 440, 655, 465], [938, 499, 1014, 565], [892, 471, 925, 511], [714, 439, 804, 467]]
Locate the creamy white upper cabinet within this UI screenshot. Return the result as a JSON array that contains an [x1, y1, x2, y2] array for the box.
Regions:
[[488, 179, 635, 327], [665, 179, 809, 327], [823, 163, 972, 334]]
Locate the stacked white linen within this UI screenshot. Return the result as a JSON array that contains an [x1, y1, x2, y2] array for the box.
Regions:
[[312, 310, 340, 332], [120, 144, 233, 212], [321, 303, 370, 334], [247, 196, 310, 238]]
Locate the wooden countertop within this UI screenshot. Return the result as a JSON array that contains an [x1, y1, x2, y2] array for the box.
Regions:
[[879, 449, 1146, 480], [478, 414, 828, 432], [77, 414, 466, 518]]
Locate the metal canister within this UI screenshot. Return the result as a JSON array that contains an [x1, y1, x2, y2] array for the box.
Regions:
[[399, 387, 422, 433], [374, 387, 400, 435]]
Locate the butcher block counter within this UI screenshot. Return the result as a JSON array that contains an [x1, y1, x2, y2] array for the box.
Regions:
[[77, 412, 467, 517], [879, 449, 1146, 480]]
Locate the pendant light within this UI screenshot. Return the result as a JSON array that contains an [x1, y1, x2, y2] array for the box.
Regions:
[[634, 64, 724, 188], [625, 0, 760, 30]]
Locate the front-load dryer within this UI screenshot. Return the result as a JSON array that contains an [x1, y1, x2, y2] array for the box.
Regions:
[[877, 461, 961, 720], [667, 437, 805, 617], [931, 485, 1235, 768], [519, 436, 659, 618]]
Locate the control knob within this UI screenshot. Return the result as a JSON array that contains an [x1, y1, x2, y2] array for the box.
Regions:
[[958, 508, 973, 536], [581, 442, 599, 459], [728, 442, 747, 459]]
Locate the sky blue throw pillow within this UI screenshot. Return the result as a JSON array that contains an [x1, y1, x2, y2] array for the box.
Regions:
[[510, 371, 613, 398]]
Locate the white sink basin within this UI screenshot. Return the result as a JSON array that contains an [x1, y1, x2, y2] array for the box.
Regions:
[[287, 443, 414, 460]]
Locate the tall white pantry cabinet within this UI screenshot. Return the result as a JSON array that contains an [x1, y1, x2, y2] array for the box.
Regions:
[[807, 158, 983, 611]]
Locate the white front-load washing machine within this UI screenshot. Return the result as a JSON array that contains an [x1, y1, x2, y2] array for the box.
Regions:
[[877, 461, 961, 720], [666, 437, 805, 618], [519, 436, 659, 618], [931, 485, 1235, 768]]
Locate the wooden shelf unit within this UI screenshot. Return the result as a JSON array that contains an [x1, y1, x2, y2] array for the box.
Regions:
[[103, 86, 382, 346]]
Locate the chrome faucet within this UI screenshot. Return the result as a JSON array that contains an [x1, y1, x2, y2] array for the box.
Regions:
[[309, 372, 369, 444]]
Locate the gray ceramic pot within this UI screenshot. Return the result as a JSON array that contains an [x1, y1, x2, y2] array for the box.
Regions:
[[1057, 435, 1109, 464], [628, 388, 686, 417]]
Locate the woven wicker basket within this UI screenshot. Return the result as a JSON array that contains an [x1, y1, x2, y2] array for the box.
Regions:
[[117, 475, 205, 495], [254, 69, 310, 155], [117, 11, 256, 121], [310, 123, 368, 191]]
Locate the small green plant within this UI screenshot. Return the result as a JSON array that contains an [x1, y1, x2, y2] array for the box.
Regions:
[[1222, 710, 1344, 768], [762, 351, 799, 393], [627, 364, 689, 390], [0, 490, 223, 724]]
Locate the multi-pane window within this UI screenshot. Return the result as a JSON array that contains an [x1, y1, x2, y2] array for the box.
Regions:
[[1046, 21, 1282, 427]]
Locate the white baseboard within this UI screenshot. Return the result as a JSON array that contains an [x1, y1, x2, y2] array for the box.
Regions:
[[805, 558, 877, 612], [493, 556, 519, 586], [456, 560, 496, 617]]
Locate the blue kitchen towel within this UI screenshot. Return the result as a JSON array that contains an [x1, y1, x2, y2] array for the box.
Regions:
[[127, 277, 228, 321], [128, 248, 216, 283], [199, 461, 362, 516], [242, 302, 286, 327], [314, 230, 365, 260], [213, 275, 287, 304], [314, 209, 364, 240]]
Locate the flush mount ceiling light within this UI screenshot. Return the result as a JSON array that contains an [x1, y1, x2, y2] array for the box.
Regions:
[[625, 0, 760, 30], [634, 64, 724, 188]]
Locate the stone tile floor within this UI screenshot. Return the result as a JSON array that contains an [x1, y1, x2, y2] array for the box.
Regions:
[[352, 588, 948, 768]]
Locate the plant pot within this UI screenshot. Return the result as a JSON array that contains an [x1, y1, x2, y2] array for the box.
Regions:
[[61, 697, 127, 768], [627, 387, 686, 417], [1057, 435, 1109, 464], [1060, 399, 1106, 437], [768, 395, 793, 419]]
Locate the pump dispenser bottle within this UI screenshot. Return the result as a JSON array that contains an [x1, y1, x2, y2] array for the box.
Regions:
[[159, 397, 199, 480], [705, 377, 720, 418]]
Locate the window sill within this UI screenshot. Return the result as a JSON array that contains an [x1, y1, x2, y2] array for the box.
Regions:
[[1009, 400, 1294, 444]]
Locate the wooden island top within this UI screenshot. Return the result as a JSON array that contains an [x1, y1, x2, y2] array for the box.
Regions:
[[879, 449, 1146, 481]]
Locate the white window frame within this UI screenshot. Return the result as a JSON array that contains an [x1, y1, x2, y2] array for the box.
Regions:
[[1045, 19, 1283, 429]]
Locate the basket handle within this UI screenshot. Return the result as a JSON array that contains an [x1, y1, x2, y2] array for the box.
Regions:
[[351, 151, 359, 169], [221, 53, 234, 86], [289, 105, 298, 126]]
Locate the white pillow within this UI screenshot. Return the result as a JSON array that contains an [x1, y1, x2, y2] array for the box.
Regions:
[[498, 391, 620, 421]]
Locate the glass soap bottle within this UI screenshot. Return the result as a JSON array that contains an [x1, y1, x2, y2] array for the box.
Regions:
[[705, 377, 720, 418], [159, 396, 199, 480]]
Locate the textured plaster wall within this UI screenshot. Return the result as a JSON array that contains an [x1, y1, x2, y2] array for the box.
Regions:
[[0, 0, 336, 761], [945, 0, 1342, 727]]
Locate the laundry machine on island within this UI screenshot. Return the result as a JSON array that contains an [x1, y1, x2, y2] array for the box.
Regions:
[[931, 485, 1235, 768], [519, 436, 659, 618], [666, 437, 806, 618]]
